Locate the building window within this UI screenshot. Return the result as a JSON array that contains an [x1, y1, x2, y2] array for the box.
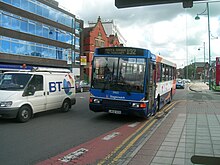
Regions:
[[28, 21, 36, 35], [20, 0, 28, 10], [42, 26, 49, 38], [2, 0, 11, 4], [28, 1, 36, 13], [12, 0, 20, 8], [1, 38, 10, 53], [11, 16, 20, 31], [20, 19, 28, 32], [2, 13, 11, 28]]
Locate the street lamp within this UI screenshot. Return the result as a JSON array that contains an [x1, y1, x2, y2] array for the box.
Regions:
[[195, 2, 211, 90], [198, 42, 206, 82]]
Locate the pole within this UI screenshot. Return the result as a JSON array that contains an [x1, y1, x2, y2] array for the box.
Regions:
[[207, 2, 211, 90], [203, 42, 206, 83]]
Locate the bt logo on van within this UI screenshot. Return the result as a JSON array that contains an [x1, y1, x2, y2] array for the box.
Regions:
[[49, 74, 74, 95]]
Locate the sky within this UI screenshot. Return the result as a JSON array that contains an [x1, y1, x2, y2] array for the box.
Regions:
[[56, 0, 220, 68]]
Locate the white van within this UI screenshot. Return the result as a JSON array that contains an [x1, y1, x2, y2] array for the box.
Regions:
[[0, 68, 76, 122]]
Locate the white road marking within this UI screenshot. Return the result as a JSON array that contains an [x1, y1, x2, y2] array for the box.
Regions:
[[102, 132, 120, 141]]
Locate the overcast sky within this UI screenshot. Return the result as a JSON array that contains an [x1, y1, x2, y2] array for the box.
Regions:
[[56, 0, 220, 68]]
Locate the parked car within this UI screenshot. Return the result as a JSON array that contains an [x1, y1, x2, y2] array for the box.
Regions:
[[75, 80, 90, 92], [176, 80, 185, 89], [185, 79, 191, 83]]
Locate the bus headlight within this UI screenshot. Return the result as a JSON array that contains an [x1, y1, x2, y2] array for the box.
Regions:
[[90, 98, 102, 104], [0, 101, 13, 107], [94, 99, 101, 104], [132, 102, 146, 108]]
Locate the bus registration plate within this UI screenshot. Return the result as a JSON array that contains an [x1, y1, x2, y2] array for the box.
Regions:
[[109, 110, 121, 114]]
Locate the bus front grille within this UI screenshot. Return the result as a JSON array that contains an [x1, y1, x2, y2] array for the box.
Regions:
[[102, 99, 130, 109]]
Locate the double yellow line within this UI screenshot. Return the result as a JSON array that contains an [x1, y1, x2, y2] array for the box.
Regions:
[[98, 101, 179, 165]]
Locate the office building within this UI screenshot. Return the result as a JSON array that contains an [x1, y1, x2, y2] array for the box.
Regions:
[[0, 0, 83, 75]]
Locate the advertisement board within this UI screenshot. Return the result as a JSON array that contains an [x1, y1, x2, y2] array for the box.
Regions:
[[80, 56, 87, 66]]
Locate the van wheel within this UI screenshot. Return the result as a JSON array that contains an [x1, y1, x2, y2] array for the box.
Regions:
[[62, 100, 71, 112], [17, 106, 31, 123]]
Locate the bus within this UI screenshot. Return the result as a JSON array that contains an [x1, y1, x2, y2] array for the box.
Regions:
[[89, 47, 176, 117]]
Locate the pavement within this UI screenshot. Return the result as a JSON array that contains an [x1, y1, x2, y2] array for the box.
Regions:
[[121, 82, 220, 165]]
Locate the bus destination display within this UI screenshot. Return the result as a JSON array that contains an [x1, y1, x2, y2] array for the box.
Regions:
[[96, 47, 145, 56]]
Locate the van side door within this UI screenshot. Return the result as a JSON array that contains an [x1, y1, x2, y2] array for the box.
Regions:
[[25, 75, 46, 113]]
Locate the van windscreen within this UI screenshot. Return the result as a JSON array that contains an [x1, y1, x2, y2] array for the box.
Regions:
[[0, 73, 32, 90]]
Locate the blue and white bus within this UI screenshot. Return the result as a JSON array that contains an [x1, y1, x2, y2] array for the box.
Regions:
[[89, 47, 176, 117]]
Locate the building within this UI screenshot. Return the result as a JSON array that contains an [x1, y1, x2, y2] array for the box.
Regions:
[[89, 18, 126, 46], [183, 62, 208, 80], [82, 16, 108, 82], [82, 16, 123, 82], [0, 0, 83, 75]]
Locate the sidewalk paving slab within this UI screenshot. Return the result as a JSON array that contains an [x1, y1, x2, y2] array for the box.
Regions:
[[125, 82, 220, 165]]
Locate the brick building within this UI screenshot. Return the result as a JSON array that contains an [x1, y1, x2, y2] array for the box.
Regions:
[[82, 16, 122, 82]]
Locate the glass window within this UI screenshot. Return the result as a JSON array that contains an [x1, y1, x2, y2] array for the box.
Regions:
[[42, 46, 49, 58], [42, 6, 49, 18], [71, 50, 75, 62], [49, 9, 58, 22], [58, 31, 65, 42], [58, 14, 65, 25], [20, 19, 28, 32], [1, 38, 10, 53], [48, 28, 56, 40], [29, 43, 36, 56], [11, 41, 20, 54], [2, 14, 11, 28], [12, 0, 20, 7], [72, 35, 75, 45], [28, 21, 36, 35], [42, 26, 49, 38], [20, 0, 28, 10], [75, 52, 80, 64], [19, 41, 28, 55], [36, 4, 42, 16], [57, 48, 63, 60], [36, 44, 42, 57], [66, 16, 72, 27], [162, 64, 166, 81], [29, 75, 43, 91], [28, 1, 35, 13], [71, 18, 75, 28], [11, 16, 20, 31], [36, 23, 42, 36], [75, 37, 80, 50], [156, 63, 161, 82], [66, 33, 71, 44], [0, 37, 2, 52], [48, 46, 56, 59], [2, 0, 11, 4], [0, 12, 2, 26]]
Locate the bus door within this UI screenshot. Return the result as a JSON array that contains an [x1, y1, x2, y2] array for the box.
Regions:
[[147, 61, 156, 111]]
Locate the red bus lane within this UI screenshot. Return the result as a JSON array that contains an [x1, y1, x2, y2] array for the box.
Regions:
[[37, 101, 177, 165], [36, 120, 147, 165]]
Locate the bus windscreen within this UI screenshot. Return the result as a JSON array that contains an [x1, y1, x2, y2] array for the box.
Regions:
[[91, 56, 145, 93]]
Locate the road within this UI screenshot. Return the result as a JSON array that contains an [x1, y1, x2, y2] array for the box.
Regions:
[[0, 92, 144, 165], [0, 84, 195, 165]]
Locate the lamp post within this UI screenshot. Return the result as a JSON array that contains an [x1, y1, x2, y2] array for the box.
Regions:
[[195, 2, 211, 90], [198, 42, 206, 82]]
